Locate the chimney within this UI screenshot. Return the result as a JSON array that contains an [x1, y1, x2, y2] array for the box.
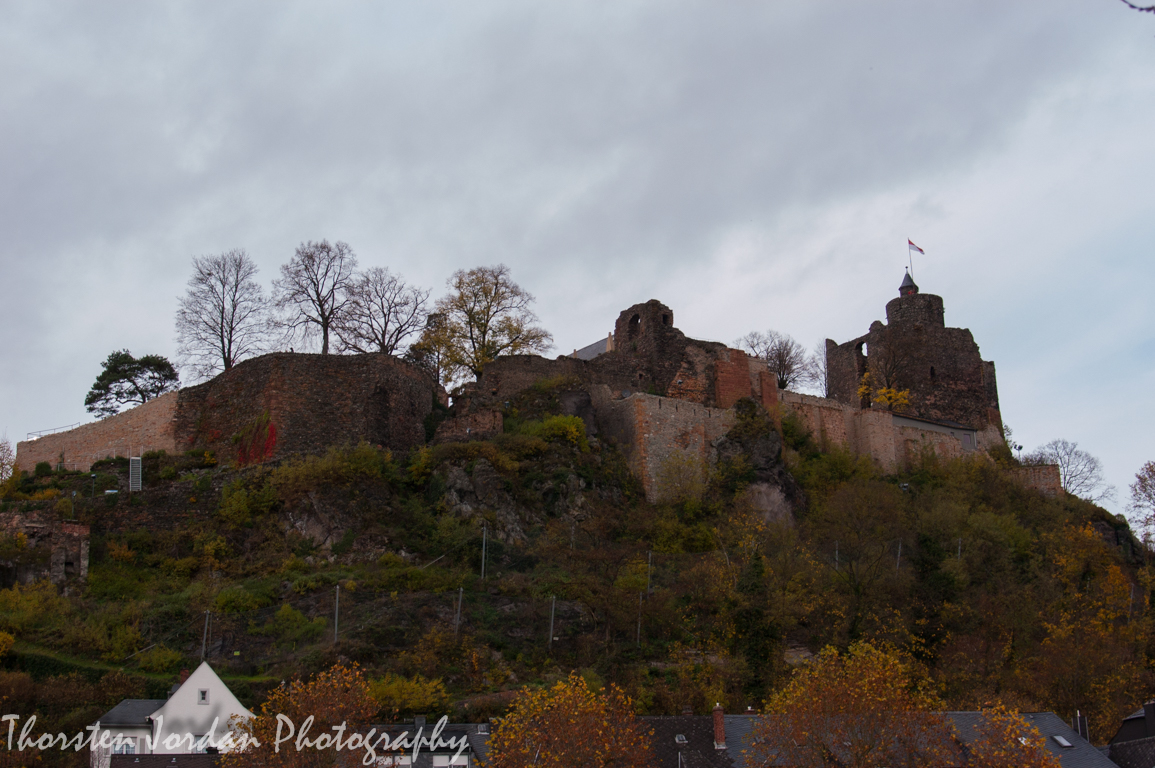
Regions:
[[1075, 711, 1089, 741], [1145, 702, 1155, 738], [713, 703, 726, 751]]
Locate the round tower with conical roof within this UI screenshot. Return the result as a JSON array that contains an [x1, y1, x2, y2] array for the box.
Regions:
[[886, 271, 944, 327]]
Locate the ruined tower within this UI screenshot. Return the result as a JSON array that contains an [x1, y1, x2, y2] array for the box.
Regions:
[[825, 274, 1001, 431]]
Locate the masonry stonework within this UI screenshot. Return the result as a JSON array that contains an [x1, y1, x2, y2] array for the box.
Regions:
[[1011, 465, 1063, 498], [0, 511, 89, 587], [16, 392, 178, 472], [175, 353, 439, 462], [590, 387, 735, 502], [825, 275, 1001, 431], [18, 353, 441, 473]]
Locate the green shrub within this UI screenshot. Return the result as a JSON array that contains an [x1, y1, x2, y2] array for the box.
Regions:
[[331, 529, 357, 556], [0, 581, 71, 633], [34, 462, 52, 478], [493, 433, 549, 459], [369, 673, 450, 717], [86, 564, 146, 600], [250, 604, 326, 648], [159, 465, 178, 481], [215, 585, 269, 613], [268, 443, 384, 500], [430, 442, 518, 473], [516, 415, 589, 451], [780, 409, 814, 452], [137, 645, 183, 673]]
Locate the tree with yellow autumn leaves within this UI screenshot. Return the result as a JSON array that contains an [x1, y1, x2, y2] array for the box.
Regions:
[[486, 672, 653, 768], [224, 662, 379, 768], [748, 642, 1061, 768]]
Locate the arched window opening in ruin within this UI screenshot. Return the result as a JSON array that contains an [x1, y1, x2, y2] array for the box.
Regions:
[[930, 366, 936, 383], [628, 314, 641, 340], [661, 313, 670, 325]]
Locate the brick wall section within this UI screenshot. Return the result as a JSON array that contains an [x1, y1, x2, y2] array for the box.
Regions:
[[713, 349, 753, 409], [433, 411, 504, 444], [665, 346, 713, 404], [16, 392, 178, 472], [174, 352, 437, 462], [1011, 465, 1063, 498]]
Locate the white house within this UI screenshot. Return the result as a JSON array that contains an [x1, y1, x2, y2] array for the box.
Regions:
[[91, 661, 253, 768]]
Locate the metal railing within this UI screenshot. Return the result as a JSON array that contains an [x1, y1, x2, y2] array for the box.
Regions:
[[26, 422, 81, 440]]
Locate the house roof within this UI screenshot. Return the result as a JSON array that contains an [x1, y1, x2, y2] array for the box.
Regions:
[[1107, 734, 1155, 768], [948, 712, 1119, 768], [724, 714, 758, 766], [642, 715, 733, 768], [96, 699, 167, 728], [573, 336, 610, 361]]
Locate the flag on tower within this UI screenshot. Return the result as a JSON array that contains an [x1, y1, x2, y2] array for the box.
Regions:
[[907, 239, 924, 255]]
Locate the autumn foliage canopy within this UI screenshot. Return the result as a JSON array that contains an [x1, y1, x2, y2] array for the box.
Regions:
[[486, 672, 654, 768]]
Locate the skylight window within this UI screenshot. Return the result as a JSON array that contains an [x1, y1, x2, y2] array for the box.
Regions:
[[1053, 735, 1073, 748]]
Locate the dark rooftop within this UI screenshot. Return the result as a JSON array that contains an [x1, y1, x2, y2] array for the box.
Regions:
[[97, 699, 166, 728]]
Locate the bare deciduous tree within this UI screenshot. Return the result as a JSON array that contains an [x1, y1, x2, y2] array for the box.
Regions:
[[175, 249, 269, 380], [272, 240, 358, 354], [334, 267, 430, 355], [1128, 461, 1155, 538], [812, 339, 831, 397], [0, 433, 14, 482], [736, 329, 816, 391], [1025, 439, 1116, 504], [1119, 0, 1155, 13]]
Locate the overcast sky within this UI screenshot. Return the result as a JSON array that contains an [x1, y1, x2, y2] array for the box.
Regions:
[[2, 1, 1152, 515]]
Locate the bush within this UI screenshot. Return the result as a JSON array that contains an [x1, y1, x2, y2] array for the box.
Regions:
[[268, 443, 385, 500], [0, 581, 71, 633], [34, 462, 53, 478], [517, 415, 589, 452], [250, 604, 326, 648], [137, 644, 183, 673], [215, 585, 270, 614], [430, 441, 518, 473], [369, 673, 450, 717]]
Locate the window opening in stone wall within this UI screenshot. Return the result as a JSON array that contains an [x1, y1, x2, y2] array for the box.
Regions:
[[628, 314, 640, 340], [930, 366, 936, 384], [661, 313, 670, 325]]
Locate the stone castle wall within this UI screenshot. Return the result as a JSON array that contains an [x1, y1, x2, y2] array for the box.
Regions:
[[780, 391, 1005, 473], [592, 387, 735, 502], [1011, 464, 1063, 498], [16, 392, 178, 472], [175, 353, 438, 462], [18, 354, 439, 472]]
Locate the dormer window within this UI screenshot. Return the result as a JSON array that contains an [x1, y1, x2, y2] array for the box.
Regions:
[[199, 689, 210, 705]]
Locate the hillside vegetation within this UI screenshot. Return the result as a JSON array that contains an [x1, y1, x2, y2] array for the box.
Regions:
[[0, 378, 1149, 755]]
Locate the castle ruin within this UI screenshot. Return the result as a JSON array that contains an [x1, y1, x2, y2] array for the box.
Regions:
[[16, 278, 1056, 516]]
